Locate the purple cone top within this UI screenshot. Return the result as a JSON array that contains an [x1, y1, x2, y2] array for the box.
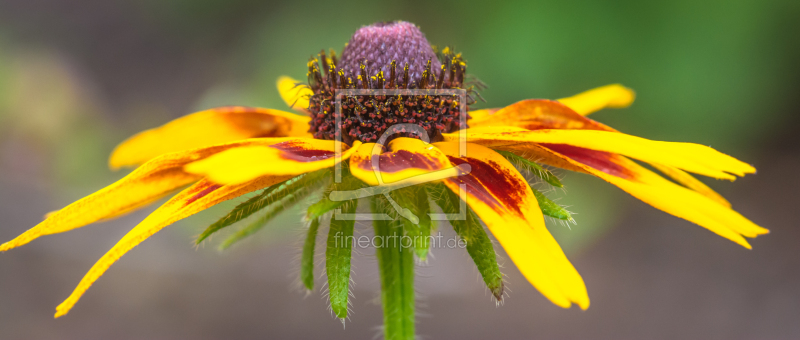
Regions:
[[305, 21, 476, 144], [339, 21, 442, 84]]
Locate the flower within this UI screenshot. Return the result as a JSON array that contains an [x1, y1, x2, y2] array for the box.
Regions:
[[1, 21, 766, 337]]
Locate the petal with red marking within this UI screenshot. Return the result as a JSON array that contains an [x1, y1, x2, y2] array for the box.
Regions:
[[433, 141, 589, 309], [110, 106, 312, 169], [444, 129, 754, 180], [349, 138, 453, 186], [497, 143, 767, 248], [468, 98, 731, 205], [468, 99, 613, 131], [185, 138, 360, 185]]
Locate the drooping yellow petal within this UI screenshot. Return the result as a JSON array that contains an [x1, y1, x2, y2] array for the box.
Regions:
[[434, 141, 589, 310], [469, 99, 614, 131], [475, 89, 737, 222], [110, 106, 312, 169], [277, 76, 313, 113], [185, 138, 360, 185], [349, 138, 453, 186], [0, 139, 287, 252], [557, 84, 636, 116], [443, 129, 755, 180], [650, 164, 731, 208], [500, 143, 767, 248], [469, 99, 731, 204], [53, 175, 286, 318]]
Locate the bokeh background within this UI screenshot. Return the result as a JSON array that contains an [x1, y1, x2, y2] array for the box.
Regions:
[[1, 0, 799, 339]]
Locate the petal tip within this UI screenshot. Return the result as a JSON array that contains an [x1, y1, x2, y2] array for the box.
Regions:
[[0, 231, 37, 252], [108, 158, 123, 171], [551, 298, 573, 309], [739, 239, 753, 250], [277, 76, 311, 112], [54, 306, 69, 318], [747, 227, 769, 237], [611, 84, 636, 108]]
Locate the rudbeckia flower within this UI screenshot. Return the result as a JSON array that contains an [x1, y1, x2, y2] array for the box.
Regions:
[[2, 20, 767, 339]]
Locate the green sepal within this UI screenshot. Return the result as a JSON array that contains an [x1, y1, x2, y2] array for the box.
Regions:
[[494, 149, 573, 222], [427, 183, 504, 300], [306, 174, 365, 220], [301, 217, 321, 291], [213, 169, 330, 249], [325, 200, 357, 319], [372, 196, 416, 340], [195, 177, 291, 244], [495, 149, 563, 187], [389, 185, 432, 260], [531, 187, 574, 222]]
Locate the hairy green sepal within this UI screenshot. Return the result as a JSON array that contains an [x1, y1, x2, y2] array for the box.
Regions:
[[389, 186, 432, 260], [326, 200, 357, 319], [301, 217, 321, 291]]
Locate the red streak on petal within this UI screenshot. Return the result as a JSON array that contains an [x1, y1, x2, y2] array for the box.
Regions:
[[185, 184, 223, 206], [542, 144, 636, 179], [271, 141, 340, 162], [501, 99, 613, 131], [446, 156, 526, 216], [358, 150, 442, 173]]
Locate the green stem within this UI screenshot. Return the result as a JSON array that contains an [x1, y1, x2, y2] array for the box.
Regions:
[[373, 197, 415, 340]]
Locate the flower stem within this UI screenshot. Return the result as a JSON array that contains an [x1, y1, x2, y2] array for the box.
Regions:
[[373, 197, 415, 340]]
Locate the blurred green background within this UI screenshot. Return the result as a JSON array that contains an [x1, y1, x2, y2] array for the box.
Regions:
[[1, 0, 798, 339]]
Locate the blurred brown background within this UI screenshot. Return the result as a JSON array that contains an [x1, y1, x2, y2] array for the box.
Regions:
[[1, 0, 798, 339]]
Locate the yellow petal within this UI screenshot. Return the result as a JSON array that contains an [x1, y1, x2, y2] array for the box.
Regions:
[[434, 141, 589, 309], [650, 164, 731, 208], [277, 76, 313, 113], [0, 139, 286, 252], [185, 138, 360, 185], [110, 106, 312, 169], [444, 129, 755, 180], [502, 144, 767, 247], [349, 138, 453, 186], [477, 89, 742, 233], [557, 84, 636, 116], [468, 99, 613, 131], [54, 175, 285, 318], [468, 99, 731, 204], [467, 108, 500, 123]]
